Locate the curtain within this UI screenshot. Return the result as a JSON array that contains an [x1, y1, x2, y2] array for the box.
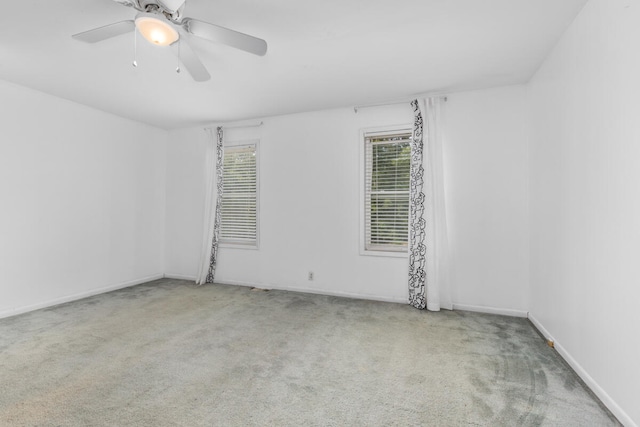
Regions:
[[196, 127, 224, 285], [408, 98, 452, 311]]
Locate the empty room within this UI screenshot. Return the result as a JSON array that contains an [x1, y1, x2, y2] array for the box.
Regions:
[[1, 0, 638, 425]]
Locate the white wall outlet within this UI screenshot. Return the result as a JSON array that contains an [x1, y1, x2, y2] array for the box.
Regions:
[[308, 271, 314, 281]]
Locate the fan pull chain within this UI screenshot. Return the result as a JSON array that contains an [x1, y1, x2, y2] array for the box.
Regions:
[[132, 28, 138, 68], [176, 39, 181, 74]]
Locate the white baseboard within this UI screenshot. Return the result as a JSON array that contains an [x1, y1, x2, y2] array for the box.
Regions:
[[527, 313, 553, 342], [452, 303, 528, 318], [214, 279, 409, 304], [0, 273, 164, 320], [528, 314, 636, 427], [212, 280, 532, 315], [164, 273, 197, 281]]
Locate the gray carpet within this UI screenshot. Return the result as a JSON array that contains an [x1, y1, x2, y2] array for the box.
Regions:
[[0, 279, 620, 426]]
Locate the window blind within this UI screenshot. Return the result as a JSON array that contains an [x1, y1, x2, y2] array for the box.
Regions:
[[221, 144, 257, 246], [364, 132, 411, 252]]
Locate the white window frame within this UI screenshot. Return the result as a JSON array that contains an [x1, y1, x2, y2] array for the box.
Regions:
[[359, 125, 412, 258], [219, 139, 260, 250]]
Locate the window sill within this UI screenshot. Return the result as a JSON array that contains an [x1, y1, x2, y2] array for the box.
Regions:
[[219, 243, 259, 251], [360, 249, 408, 258]]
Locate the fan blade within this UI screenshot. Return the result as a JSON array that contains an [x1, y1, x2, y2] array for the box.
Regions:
[[171, 38, 211, 82], [113, 0, 139, 8], [183, 18, 267, 56], [72, 20, 135, 43], [157, 0, 186, 14]]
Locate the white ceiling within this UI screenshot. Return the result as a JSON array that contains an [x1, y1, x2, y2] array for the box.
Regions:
[[0, 0, 587, 130]]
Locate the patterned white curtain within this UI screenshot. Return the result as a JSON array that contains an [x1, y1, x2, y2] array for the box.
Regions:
[[408, 98, 452, 310], [196, 127, 224, 285]]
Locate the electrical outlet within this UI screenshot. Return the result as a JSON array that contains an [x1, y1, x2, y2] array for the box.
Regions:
[[308, 271, 314, 281]]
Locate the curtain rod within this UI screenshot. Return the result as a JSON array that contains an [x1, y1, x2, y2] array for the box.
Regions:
[[204, 120, 264, 131], [353, 95, 448, 113]]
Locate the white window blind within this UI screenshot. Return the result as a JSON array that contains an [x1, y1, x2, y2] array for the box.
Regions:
[[221, 144, 257, 246], [364, 131, 411, 252]]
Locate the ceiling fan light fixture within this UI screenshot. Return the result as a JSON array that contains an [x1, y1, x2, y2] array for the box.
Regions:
[[135, 12, 179, 46]]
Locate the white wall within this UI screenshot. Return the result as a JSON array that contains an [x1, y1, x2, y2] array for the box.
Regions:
[[165, 85, 529, 311], [446, 86, 529, 314], [528, 0, 640, 425], [166, 107, 412, 302], [0, 79, 167, 318]]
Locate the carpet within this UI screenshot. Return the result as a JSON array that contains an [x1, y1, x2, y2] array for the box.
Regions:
[[0, 279, 620, 426]]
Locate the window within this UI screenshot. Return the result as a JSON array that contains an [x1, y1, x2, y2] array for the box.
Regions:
[[362, 128, 412, 254], [220, 142, 258, 247]]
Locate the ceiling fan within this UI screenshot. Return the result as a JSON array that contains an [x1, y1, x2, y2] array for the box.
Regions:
[[72, 0, 267, 82]]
